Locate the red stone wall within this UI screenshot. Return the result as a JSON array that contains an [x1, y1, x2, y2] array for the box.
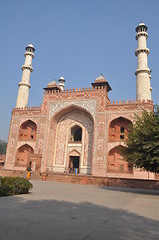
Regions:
[[5, 86, 155, 180], [5, 107, 46, 171]]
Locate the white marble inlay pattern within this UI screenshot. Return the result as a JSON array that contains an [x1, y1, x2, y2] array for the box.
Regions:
[[49, 100, 96, 119]]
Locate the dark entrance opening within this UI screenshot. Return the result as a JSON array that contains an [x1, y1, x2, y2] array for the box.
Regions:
[[69, 156, 80, 174], [70, 125, 82, 142]]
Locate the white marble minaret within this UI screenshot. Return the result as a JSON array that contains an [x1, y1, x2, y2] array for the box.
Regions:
[[16, 44, 35, 108], [135, 23, 152, 101]]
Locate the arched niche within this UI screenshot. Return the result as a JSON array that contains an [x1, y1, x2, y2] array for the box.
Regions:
[[69, 125, 82, 143], [107, 145, 133, 174], [109, 117, 132, 142], [15, 144, 34, 167], [19, 120, 37, 141]]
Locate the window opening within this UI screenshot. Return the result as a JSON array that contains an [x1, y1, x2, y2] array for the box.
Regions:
[[120, 135, 124, 140], [120, 127, 125, 133], [70, 126, 82, 142]]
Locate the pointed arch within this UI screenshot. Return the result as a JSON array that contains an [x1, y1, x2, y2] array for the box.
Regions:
[[19, 119, 37, 141], [109, 117, 132, 142], [15, 144, 34, 167], [51, 104, 94, 129], [44, 104, 94, 174], [68, 149, 81, 173], [69, 149, 81, 157], [107, 145, 133, 174]]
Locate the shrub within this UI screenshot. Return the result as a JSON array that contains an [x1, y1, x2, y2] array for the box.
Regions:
[[0, 177, 33, 196]]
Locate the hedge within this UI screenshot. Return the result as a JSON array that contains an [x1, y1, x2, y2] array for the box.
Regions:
[[0, 177, 33, 196]]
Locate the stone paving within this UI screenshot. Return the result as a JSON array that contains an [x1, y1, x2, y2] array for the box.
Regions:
[[0, 180, 159, 240]]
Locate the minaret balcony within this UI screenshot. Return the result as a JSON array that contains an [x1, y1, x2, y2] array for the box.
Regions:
[[18, 82, 31, 88], [24, 51, 35, 58], [21, 65, 33, 72], [135, 68, 151, 76], [136, 32, 148, 40], [135, 48, 149, 56]]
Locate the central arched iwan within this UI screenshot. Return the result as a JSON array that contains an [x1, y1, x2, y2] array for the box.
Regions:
[[45, 105, 94, 175]]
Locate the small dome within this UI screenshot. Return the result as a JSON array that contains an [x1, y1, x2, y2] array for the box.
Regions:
[[47, 80, 57, 87], [95, 74, 107, 83], [27, 43, 34, 48], [136, 22, 148, 32], [138, 22, 146, 26], [58, 76, 65, 82], [44, 79, 61, 92], [25, 43, 35, 52]]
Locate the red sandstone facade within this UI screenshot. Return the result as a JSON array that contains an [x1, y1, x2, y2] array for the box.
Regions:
[[5, 76, 156, 179], [5, 23, 157, 180]]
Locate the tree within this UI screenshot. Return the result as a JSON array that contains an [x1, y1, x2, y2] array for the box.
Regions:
[[124, 106, 159, 174], [0, 140, 7, 155]]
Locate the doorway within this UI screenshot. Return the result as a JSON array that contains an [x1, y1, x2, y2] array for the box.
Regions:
[[69, 156, 80, 174]]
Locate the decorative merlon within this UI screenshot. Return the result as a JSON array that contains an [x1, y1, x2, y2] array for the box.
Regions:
[[107, 99, 153, 106]]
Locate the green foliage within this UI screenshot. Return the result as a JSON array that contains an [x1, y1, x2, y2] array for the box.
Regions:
[[0, 177, 33, 196], [0, 140, 7, 154], [124, 105, 159, 173]]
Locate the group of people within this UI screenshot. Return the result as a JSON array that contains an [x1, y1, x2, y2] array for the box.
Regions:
[[64, 167, 79, 174], [27, 163, 79, 180]]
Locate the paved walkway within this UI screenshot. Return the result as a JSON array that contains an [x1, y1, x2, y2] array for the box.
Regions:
[[0, 180, 159, 240]]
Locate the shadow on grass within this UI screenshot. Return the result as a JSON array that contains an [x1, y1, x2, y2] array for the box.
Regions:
[[0, 196, 158, 240]]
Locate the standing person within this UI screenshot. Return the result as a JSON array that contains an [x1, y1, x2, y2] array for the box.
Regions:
[[27, 162, 32, 180]]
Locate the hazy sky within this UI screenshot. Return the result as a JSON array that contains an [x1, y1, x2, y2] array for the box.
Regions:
[[0, 0, 159, 141]]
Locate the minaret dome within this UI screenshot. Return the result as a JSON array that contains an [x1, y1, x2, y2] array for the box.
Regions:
[[25, 43, 35, 53]]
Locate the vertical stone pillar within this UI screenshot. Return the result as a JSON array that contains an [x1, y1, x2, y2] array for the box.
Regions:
[[92, 92, 107, 176]]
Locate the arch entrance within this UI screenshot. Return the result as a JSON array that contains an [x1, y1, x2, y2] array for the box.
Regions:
[[15, 144, 34, 167], [47, 105, 94, 174], [68, 150, 80, 174]]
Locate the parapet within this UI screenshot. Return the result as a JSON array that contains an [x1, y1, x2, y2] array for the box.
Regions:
[[44, 85, 107, 94], [12, 106, 41, 113], [107, 99, 153, 106]]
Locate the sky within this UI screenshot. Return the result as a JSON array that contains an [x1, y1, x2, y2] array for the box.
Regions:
[[0, 0, 159, 141]]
